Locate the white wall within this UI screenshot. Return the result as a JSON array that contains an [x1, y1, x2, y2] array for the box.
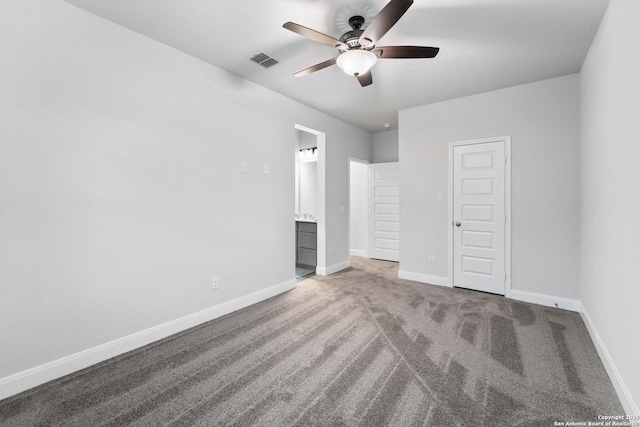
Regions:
[[579, 0, 640, 414], [349, 161, 368, 256], [298, 131, 317, 150], [0, 0, 371, 394], [299, 161, 317, 215], [399, 75, 580, 301], [372, 129, 399, 163], [294, 130, 318, 215], [296, 128, 319, 215], [324, 141, 372, 270]]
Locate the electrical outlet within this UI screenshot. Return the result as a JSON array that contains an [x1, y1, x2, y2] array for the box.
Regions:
[[212, 276, 219, 290], [242, 162, 249, 173], [428, 255, 435, 264], [437, 194, 444, 203], [263, 164, 270, 174], [339, 206, 345, 214]]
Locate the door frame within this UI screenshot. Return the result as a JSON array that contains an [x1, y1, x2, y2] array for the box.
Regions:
[[447, 136, 512, 297]]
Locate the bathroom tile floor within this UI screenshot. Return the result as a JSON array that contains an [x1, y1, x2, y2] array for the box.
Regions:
[[295, 266, 315, 279]]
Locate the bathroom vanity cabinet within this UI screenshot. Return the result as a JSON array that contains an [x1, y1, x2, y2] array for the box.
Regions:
[[296, 221, 317, 268]]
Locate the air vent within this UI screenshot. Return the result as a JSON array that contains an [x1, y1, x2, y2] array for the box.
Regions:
[[248, 51, 279, 69]]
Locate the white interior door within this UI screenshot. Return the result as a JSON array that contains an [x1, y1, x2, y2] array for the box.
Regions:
[[369, 162, 399, 262], [452, 141, 506, 295]]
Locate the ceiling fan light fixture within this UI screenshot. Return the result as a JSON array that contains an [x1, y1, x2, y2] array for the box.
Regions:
[[336, 49, 377, 77], [283, 0, 440, 87]]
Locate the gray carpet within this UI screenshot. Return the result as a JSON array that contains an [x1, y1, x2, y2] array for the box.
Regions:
[[0, 257, 624, 426]]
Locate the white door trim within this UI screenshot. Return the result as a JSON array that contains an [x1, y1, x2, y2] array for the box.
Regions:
[[448, 136, 512, 296]]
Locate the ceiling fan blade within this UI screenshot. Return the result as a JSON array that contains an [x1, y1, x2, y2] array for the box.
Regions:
[[283, 22, 347, 49], [293, 57, 337, 77], [359, 0, 413, 46], [357, 70, 373, 87], [375, 46, 440, 59]]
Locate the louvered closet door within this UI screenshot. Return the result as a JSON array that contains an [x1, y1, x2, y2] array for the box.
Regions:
[[369, 162, 399, 262]]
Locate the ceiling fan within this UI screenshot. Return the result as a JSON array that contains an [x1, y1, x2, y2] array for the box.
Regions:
[[283, 0, 439, 87]]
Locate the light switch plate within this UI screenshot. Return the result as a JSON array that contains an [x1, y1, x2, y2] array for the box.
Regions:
[[242, 162, 249, 173], [437, 194, 444, 203], [263, 164, 270, 174]]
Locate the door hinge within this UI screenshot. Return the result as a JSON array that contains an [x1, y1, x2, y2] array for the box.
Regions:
[[504, 156, 507, 165], [504, 273, 507, 281], [504, 214, 507, 223]]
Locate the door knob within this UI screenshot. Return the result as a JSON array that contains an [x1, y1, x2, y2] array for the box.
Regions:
[[455, 222, 461, 227]]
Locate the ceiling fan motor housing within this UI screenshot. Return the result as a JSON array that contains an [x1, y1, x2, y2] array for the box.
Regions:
[[348, 15, 365, 30], [339, 29, 365, 49]]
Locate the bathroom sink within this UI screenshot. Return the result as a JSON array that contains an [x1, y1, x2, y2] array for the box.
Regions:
[[295, 214, 317, 223]]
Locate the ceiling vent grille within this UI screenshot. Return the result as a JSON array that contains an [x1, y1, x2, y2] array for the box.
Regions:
[[249, 51, 279, 69]]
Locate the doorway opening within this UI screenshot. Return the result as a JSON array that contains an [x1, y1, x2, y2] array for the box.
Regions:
[[294, 124, 326, 279], [349, 158, 369, 260]]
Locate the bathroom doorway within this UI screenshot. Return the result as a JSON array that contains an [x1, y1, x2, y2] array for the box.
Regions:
[[294, 124, 325, 279]]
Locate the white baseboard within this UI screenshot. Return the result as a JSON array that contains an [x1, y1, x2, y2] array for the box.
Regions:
[[316, 259, 351, 276], [579, 303, 639, 416], [396, 272, 581, 313], [398, 270, 451, 288], [508, 289, 579, 312], [350, 249, 366, 257], [0, 279, 297, 401]]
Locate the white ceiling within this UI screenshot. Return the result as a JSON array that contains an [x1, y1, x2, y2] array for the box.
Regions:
[[62, 0, 608, 132]]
